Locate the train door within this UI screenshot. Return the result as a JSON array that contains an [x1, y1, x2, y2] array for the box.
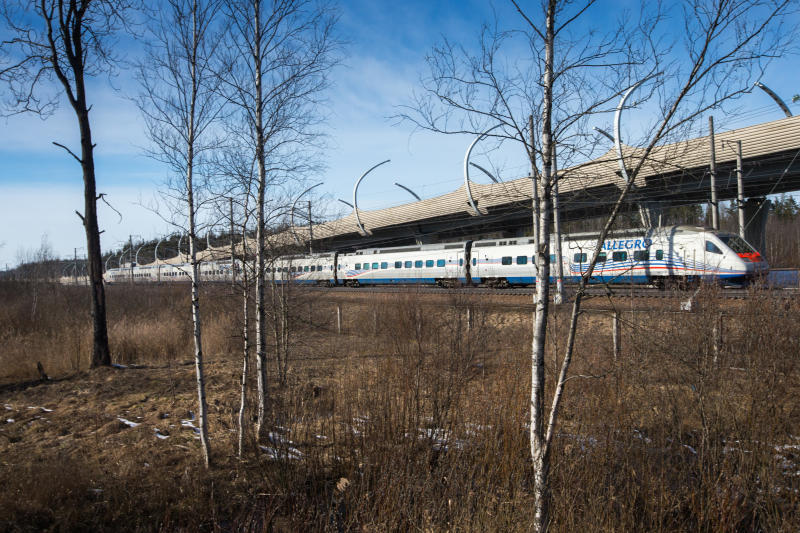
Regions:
[[446, 252, 462, 280]]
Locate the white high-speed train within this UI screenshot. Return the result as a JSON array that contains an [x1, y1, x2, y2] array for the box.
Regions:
[[104, 226, 768, 287]]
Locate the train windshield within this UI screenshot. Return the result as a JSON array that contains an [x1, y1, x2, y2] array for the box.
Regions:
[[718, 234, 756, 254]]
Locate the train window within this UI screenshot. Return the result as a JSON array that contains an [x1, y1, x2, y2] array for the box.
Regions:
[[612, 251, 627, 261], [425, 260, 434, 268], [472, 258, 476, 266], [355, 263, 361, 270], [501, 256, 512, 265], [705, 241, 723, 254], [405, 261, 413, 268], [311, 266, 317, 272], [364, 263, 370, 270], [574, 253, 587, 263], [372, 262, 379, 269], [597, 252, 606, 263], [499, 241, 506, 246], [395, 261, 402, 268], [516, 256, 527, 265], [549, 254, 556, 263], [437, 259, 445, 267], [655, 250, 664, 260], [381, 262, 388, 269], [459, 258, 463, 266], [415, 260, 423, 268], [719, 234, 754, 253], [634, 250, 649, 261], [304, 266, 309, 272], [337, 265, 342, 270]]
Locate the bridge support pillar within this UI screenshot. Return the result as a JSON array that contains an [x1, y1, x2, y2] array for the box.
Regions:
[[743, 197, 770, 254], [642, 203, 663, 227]]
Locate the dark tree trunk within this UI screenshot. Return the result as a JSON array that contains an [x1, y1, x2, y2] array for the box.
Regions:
[[73, 54, 111, 368]]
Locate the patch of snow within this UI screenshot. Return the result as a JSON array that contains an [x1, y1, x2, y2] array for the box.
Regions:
[[316, 434, 328, 440], [683, 444, 698, 455], [40, 407, 53, 412], [89, 488, 103, 494], [118, 417, 141, 428], [259, 445, 303, 461], [632, 429, 652, 444], [4, 404, 12, 411], [154, 429, 169, 440], [180, 419, 201, 438], [111, 363, 127, 369], [6, 419, 14, 424]]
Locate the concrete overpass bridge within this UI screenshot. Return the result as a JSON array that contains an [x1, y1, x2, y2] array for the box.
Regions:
[[295, 115, 800, 254]]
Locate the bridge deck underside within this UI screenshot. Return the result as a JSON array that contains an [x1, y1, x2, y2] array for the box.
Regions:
[[318, 149, 800, 251]]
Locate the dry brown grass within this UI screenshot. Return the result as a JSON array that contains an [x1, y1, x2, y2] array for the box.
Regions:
[[1, 280, 799, 531]]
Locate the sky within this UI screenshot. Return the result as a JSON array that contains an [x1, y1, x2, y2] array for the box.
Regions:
[[1, 0, 798, 269]]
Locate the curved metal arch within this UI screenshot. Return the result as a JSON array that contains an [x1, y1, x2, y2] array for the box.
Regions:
[[105, 254, 114, 272], [353, 160, 390, 236], [134, 244, 146, 266], [468, 162, 499, 183], [117, 247, 129, 268], [154, 237, 164, 263], [755, 82, 792, 118], [592, 126, 615, 143], [614, 80, 648, 185], [394, 182, 422, 201], [338, 198, 354, 209], [290, 182, 323, 246], [614, 73, 662, 228], [463, 124, 501, 216]]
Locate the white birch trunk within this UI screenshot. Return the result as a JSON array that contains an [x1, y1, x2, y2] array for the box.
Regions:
[[253, 1, 269, 442], [531, 2, 556, 531], [187, 3, 211, 469], [238, 251, 250, 458]]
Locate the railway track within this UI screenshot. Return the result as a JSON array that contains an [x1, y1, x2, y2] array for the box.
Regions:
[[307, 284, 798, 299]]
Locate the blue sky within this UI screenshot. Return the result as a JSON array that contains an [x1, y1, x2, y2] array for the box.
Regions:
[[1, 0, 798, 268]]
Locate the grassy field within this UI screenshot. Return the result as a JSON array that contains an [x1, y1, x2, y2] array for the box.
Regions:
[[1, 281, 798, 531]]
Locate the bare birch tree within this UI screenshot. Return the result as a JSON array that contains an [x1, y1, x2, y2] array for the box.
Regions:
[[220, 0, 338, 442], [403, 1, 794, 530], [135, 0, 226, 468], [0, 0, 138, 368]]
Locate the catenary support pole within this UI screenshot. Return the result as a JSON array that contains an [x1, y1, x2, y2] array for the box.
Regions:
[[230, 197, 235, 289], [736, 140, 745, 239], [129, 235, 134, 285], [708, 116, 720, 230], [336, 304, 342, 335], [713, 313, 723, 365], [612, 311, 620, 361], [307, 200, 313, 254], [552, 143, 564, 304]]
